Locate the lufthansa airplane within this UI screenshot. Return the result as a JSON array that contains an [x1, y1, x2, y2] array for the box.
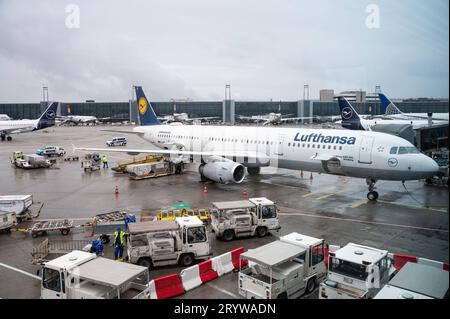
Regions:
[[0, 102, 58, 141], [76, 87, 439, 201], [337, 97, 446, 130]]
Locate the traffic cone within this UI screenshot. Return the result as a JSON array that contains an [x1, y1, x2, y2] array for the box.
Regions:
[[114, 186, 119, 196], [202, 185, 208, 195], [310, 172, 313, 180], [242, 187, 249, 198]]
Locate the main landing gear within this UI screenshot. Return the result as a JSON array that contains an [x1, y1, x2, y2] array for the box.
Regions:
[[1, 133, 12, 141], [366, 178, 379, 201]]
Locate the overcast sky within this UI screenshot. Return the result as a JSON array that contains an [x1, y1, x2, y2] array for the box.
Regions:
[[0, 0, 448, 102]]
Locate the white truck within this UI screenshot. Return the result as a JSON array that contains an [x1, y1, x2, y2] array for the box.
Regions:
[[319, 243, 392, 299], [238, 232, 327, 299], [13, 153, 53, 169], [0, 210, 17, 232], [0, 195, 40, 222], [39, 250, 150, 299], [210, 197, 281, 241], [127, 216, 212, 268], [374, 262, 449, 299]]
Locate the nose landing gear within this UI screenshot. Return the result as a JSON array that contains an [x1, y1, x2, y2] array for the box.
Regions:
[[366, 178, 379, 201]]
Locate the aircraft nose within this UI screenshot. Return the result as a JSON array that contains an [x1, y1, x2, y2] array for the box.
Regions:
[[425, 156, 440, 175]]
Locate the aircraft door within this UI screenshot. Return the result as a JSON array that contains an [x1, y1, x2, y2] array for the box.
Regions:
[[274, 133, 285, 157], [358, 136, 374, 164]]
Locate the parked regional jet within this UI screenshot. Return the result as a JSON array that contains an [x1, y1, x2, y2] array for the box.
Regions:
[[0, 102, 59, 141], [337, 97, 447, 130], [0, 114, 11, 121], [238, 113, 315, 126], [158, 113, 219, 124], [379, 93, 449, 121], [57, 114, 110, 125], [75, 87, 439, 201]]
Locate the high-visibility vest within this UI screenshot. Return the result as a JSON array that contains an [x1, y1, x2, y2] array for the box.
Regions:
[[102, 156, 108, 163], [114, 231, 124, 246]]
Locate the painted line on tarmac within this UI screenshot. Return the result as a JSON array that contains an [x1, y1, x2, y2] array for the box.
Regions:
[[351, 200, 369, 209], [0, 262, 40, 280], [315, 189, 349, 200], [302, 186, 337, 198], [277, 211, 449, 233], [206, 282, 240, 299], [377, 200, 448, 213], [33, 217, 92, 221]]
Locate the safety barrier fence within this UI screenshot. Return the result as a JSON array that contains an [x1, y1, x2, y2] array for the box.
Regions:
[[142, 247, 247, 299]]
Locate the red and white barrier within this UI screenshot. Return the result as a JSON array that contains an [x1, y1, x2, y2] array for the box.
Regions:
[[180, 265, 203, 291], [212, 251, 234, 276], [145, 274, 185, 299], [390, 253, 449, 272]]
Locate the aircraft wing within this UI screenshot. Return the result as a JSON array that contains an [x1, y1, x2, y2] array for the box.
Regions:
[[100, 129, 143, 135], [73, 146, 270, 162], [187, 117, 219, 121], [0, 126, 36, 134]]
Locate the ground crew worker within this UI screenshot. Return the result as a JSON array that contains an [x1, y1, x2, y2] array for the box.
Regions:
[[113, 227, 125, 261], [101, 155, 108, 168], [15, 152, 23, 159]]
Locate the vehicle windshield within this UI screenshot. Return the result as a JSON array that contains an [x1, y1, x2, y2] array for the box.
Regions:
[[260, 205, 277, 219], [187, 226, 207, 243], [329, 257, 368, 281], [42, 267, 61, 292]]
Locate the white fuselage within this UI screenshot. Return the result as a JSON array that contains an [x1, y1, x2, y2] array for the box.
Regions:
[[0, 118, 39, 133], [360, 117, 447, 130], [133, 124, 438, 181], [385, 113, 449, 121]]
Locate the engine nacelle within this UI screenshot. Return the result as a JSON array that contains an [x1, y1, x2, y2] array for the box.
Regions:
[[199, 158, 245, 184]]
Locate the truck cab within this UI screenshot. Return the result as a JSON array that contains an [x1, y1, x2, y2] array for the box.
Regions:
[[40, 250, 149, 299], [127, 216, 211, 268], [238, 232, 326, 299], [210, 197, 280, 241], [320, 243, 391, 299]]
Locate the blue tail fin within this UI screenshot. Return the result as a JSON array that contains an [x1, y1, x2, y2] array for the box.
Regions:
[[337, 97, 364, 130], [135, 86, 160, 126], [35, 102, 58, 130], [379, 93, 402, 115]]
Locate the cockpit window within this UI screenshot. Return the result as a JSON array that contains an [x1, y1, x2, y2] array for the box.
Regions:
[[406, 147, 420, 154], [398, 147, 408, 155], [390, 147, 398, 154]]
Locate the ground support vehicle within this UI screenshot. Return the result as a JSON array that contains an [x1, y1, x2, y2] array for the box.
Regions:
[[29, 219, 74, 238], [0, 211, 17, 232], [0, 195, 43, 223], [127, 216, 211, 268], [81, 153, 101, 172], [238, 232, 327, 299], [39, 250, 149, 299], [210, 197, 280, 241]]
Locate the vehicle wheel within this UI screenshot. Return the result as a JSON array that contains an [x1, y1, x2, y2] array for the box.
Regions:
[[306, 277, 316, 294], [367, 191, 378, 201], [256, 227, 268, 238], [137, 258, 152, 269], [277, 292, 288, 299], [222, 229, 235, 241], [31, 232, 39, 238], [179, 254, 195, 267], [60, 228, 70, 235], [247, 167, 260, 175], [6, 136, 12, 141], [425, 178, 433, 185]]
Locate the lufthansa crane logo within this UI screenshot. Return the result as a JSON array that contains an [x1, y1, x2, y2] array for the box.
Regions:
[[388, 158, 398, 167], [341, 107, 353, 120], [46, 110, 56, 119], [138, 97, 147, 115]]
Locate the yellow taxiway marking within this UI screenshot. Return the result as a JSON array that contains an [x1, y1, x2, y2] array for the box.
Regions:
[[315, 189, 348, 200], [377, 200, 448, 213], [351, 200, 369, 209]]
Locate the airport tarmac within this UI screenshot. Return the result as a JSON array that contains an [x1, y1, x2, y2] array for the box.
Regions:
[[0, 125, 448, 299]]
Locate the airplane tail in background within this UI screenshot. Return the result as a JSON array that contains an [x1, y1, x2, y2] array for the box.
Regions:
[[35, 102, 58, 130], [337, 97, 365, 130], [135, 86, 161, 126], [379, 93, 403, 116]]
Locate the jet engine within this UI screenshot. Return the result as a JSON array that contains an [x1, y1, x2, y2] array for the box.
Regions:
[[199, 157, 245, 184]]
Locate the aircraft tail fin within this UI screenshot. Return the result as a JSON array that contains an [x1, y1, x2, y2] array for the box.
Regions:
[[337, 97, 364, 130], [35, 102, 58, 130], [135, 86, 161, 126], [379, 93, 402, 116]]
